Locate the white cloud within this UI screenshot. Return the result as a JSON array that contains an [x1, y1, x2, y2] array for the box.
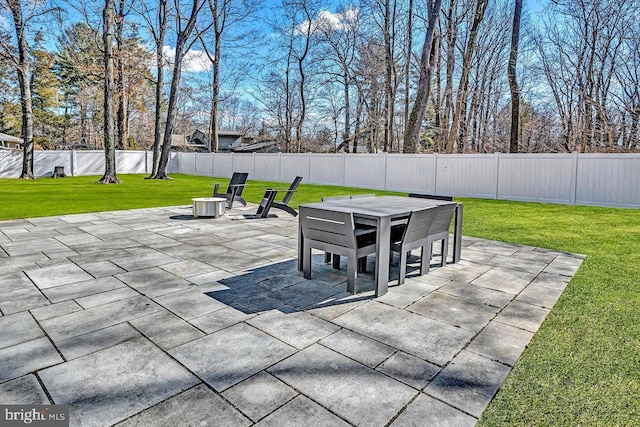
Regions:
[[162, 46, 211, 73], [299, 8, 360, 35]]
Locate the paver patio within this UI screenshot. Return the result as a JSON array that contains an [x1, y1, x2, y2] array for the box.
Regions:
[[0, 203, 584, 426]]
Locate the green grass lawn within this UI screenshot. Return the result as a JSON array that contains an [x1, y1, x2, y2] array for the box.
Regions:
[[1, 174, 639, 424]]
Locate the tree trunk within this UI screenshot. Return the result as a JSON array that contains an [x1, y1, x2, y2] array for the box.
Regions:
[[154, 0, 202, 179], [508, 0, 523, 153], [206, 0, 221, 153], [9, 1, 35, 180], [402, 0, 413, 151], [403, 0, 442, 153], [149, 0, 168, 177], [446, 0, 488, 153], [115, 0, 127, 151], [98, 0, 121, 184]]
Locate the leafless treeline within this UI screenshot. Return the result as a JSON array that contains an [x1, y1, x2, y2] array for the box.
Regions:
[[2, 0, 640, 164]]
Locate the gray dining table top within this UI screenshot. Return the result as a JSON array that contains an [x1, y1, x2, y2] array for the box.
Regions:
[[299, 196, 455, 218]]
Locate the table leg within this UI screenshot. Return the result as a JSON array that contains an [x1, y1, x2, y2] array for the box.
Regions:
[[375, 216, 391, 297], [453, 203, 463, 263], [298, 219, 303, 271]]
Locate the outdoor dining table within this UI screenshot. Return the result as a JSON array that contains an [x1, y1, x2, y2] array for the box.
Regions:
[[298, 196, 463, 297]]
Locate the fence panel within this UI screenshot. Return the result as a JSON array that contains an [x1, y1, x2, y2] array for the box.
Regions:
[[35, 152, 72, 177], [230, 154, 254, 177], [116, 151, 147, 174], [73, 151, 103, 175], [575, 154, 640, 207], [386, 154, 436, 193], [253, 154, 280, 181], [178, 153, 196, 175], [194, 153, 213, 176], [498, 154, 574, 203], [212, 153, 234, 177], [436, 154, 498, 198], [345, 155, 386, 189], [0, 150, 23, 178], [309, 154, 344, 185], [280, 154, 310, 184]]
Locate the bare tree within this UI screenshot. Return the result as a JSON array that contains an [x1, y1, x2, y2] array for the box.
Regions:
[[0, 1, 59, 178], [201, 0, 259, 152], [153, 0, 207, 179], [403, 0, 442, 153], [508, 0, 522, 153], [98, 0, 120, 183], [135, 0, 169, 176], [445, 0, 489, 153]]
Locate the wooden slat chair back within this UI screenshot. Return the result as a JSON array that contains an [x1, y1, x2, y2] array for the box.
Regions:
[[391, 207, 438, 285], [424, 204, 456, 272], [300, 207, 376, 294]]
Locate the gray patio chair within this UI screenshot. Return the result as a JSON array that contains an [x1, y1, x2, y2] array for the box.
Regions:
[[390, 207, 438, 285], [320, 195, 373, 268], [408, 193, 454, 201], [255, 176, 303, 218], [424, 204, 457, 272], [300, 207, 377, 294], [212, 172, 248, 208]]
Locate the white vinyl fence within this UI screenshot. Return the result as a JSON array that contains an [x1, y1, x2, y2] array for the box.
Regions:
[[1, 150, 639, 208], [173, 151, 640, 208], [0, 150, 171, 178]]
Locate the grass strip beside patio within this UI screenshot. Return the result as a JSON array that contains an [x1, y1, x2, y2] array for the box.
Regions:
[[1, 174, 639, 424]]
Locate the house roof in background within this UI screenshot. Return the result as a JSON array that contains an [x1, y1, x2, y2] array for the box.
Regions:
[[0, 133, 23, 143]]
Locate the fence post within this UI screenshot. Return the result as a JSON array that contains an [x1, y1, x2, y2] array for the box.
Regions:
[[433, 152, 438, 195], [570, 152, 578, 205], [494, 152, 500, 199], [383, 152, 388, 191], [278, 152, 282, 182], [70, 150, 75, 176], [342, 152, 346, 186]]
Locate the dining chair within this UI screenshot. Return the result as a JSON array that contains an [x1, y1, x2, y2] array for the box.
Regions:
[[300, 207, 377, 294], [390, 207, 438, 285], [424, 204, 457, 272]]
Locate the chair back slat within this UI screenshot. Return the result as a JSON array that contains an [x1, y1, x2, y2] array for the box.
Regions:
[[402, 208, 437, 244], [300, 207, 356, 248], [282, 176, 303, 204], [429, 204, 456, 235], [228, 172, 248, 196]]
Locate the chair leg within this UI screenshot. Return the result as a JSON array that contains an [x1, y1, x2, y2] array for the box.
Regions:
[[398, 249, 407, 285], [332, 254, 341, 269], [302, 241, 312, 280], [420, 246, 429, 276], [424, 242, 433, 273], [358, 256, 367, 273], [440, 238, 449, 267], [347, 255, 358, 294]]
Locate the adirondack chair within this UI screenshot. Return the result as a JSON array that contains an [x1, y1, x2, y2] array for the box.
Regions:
[[254, 176, 303, 218], [212, 172, 248, 208], [300, 206, 377, 294]]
